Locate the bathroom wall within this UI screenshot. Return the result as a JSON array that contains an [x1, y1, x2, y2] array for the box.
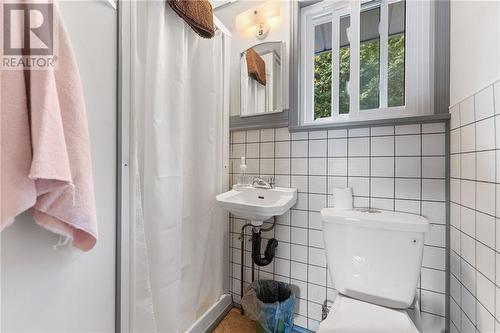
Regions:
[[0, 2, 117, 332], [449, 1, 500, 332], [229, 124, 447, 331], [450, 0, 500, 106], [449, 79, 500, 333]]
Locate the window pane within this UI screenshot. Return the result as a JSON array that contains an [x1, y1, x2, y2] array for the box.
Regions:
[[360, 6, 380, 110], [388, 0, 405, 107], [314, 21, 332, 119], [339, 15, 350, 114]]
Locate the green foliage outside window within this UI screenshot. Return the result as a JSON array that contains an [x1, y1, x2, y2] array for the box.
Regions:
[[313, 33, 405, 119], [314, 51, 332, 119]]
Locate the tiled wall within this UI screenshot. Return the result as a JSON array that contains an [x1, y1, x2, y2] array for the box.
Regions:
[[229, 123, 447, 331], [450, 80, 500, 333]]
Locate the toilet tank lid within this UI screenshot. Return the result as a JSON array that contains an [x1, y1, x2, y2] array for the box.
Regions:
[[321, 208, 430, 233]]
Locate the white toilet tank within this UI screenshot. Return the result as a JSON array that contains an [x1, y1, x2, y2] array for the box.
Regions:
[[321, 208, 430, 309]]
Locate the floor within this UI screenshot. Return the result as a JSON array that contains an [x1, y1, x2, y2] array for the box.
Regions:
[[213, 308, 256, 333]]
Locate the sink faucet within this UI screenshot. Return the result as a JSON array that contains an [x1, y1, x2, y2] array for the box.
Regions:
[[252, 176, 275, 189]]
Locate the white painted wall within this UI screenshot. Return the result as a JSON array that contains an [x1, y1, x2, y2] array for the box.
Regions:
[[450, 0, 500, 105], [215, 1, 290, 116], [0, 1, 117, 332]]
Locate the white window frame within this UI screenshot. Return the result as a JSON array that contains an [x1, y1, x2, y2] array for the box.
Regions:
[[299, 0, 433, 126]]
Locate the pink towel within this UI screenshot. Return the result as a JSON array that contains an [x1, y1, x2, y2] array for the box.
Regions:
[[0, 4, 97, 251]]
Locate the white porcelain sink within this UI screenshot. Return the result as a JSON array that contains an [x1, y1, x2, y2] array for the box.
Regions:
[[216, 185, 297, 225]]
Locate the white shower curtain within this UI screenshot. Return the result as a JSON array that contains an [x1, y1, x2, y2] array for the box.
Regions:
[[129, 2, 230, 332]]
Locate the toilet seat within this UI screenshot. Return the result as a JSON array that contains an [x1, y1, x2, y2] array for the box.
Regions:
[[317, 295, 419, 333]]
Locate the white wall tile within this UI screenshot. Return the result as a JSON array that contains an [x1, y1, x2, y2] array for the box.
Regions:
[[461, 258, 476, 295], [349, 128, 370, 137], [260, 142, 274, 158], [291, 176, 308, 192], [477, 272, 495, 314], [348, 157, 370, 176], [309, 130, 327, 140], [292, 140, 308, 157], [309, 229, 324, 249], [477, 182, 496, 215], [328, 158, 347, 176], [422, 134, 446, 156], [477, 301, 495, 333], [476, 242, 495, 281], [232, 131, 246, 143], [275, 141, 290, 157], [461, 180, 476, 209], [450, 104, 461, 130], [371, 126, 394, 136], [476, 212, 495, 248], [370, 198, 393, 210], [371, 157, 394, 177], [423, 246, 446, 270], [348, 137, 370, 156], [309, 176, 327, 194], [476, 117, 496, 150], [309, 158, 327, 175], [475, 86, 495, 120], [476, 150, 495, 182], [460, 96, 475, 126], [461, 206, 476, 238], [395, 135, 421, 156], [461, 233, 476, 266], [422, 157, 446, 178], [395, 157, 421, 177], [460, 124, 476, 153], [291, 227, 307, 246], [275, 127, 290, 141], [461, 286, 476, 324], [371, 178, 394, 198], [275, 159, 291, 175], [260, 129, 275, 142], [421, 268, 446, 293], [328, 138, 347, 157], [328, 129, 347, 138], [260, 158, 274, 174], [451, 129, 461, 154], [422, 123, 446, 134], [309, 194, 327, 212], [395, 124, 420, 135], [371, 136, 394, 156], [395, 179, 421, 200], [461, 152, 476, 180], [291, 158, 308, 175], [309, 139, 327, 157], [348, 177, 370, 197]]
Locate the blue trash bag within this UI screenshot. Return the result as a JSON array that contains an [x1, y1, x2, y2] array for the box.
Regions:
[[241, 280, 296, 333]]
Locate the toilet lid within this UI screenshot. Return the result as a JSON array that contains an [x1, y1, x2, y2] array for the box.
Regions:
[[318, 295, 419, 333]]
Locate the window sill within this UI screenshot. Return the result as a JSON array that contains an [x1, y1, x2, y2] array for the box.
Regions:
[[288, 113, 450, 132]]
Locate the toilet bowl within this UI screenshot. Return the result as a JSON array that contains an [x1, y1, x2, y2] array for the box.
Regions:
[[318, 208, 430, 333]]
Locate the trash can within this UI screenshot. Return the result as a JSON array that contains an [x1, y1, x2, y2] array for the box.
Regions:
[[241, 280, 296, 333]]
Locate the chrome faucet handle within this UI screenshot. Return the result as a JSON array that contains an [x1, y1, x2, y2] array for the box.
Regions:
[[252, 176, 274, 189]]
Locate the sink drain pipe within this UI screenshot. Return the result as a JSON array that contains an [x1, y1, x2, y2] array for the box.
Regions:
[[239, 217, 278, 313]]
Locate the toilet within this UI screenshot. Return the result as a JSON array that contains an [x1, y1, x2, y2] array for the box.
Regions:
[[318, 208, 430, 333]]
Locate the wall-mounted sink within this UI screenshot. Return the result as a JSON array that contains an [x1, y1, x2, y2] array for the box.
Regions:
[[216, 185, 297, 226]]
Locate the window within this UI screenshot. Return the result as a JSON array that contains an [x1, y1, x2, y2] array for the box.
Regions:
[[300, 0, 432, 125]]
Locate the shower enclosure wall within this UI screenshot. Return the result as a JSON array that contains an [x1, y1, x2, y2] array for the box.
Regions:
[[118, 2, 232, 332]]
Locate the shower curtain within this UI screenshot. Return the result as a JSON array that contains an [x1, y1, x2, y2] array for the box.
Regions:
[[129, 2, 230, 332]]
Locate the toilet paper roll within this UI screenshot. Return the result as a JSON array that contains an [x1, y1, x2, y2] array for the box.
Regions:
[[333, 187, 353, 210]]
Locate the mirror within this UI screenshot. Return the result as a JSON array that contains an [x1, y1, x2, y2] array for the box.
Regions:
[[240, 41, 284, 117]]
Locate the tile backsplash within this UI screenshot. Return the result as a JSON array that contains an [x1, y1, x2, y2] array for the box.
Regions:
[[229, 123, 447, 331], [450, 80, 500, 333]]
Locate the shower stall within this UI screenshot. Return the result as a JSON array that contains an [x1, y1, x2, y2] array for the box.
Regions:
[[118, 2, 232, 332]]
